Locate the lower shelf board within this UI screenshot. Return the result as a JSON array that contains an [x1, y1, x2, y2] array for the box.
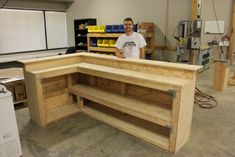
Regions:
[[229, 79, 235, 85], [83, 104, 169, 149], [46, 104, 79, 124], [89, 47, 116, 53], [69, 84, 171, 127], [14, 99, 27, 104]]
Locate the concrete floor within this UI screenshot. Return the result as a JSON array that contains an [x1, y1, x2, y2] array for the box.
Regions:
[[15, 63, 235, 157]]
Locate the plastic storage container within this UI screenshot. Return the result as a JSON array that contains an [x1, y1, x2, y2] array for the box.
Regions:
[[109, 40, 116, 47], [88, 26, 95, 32], [119, 25, 125, 33], [98, 25, 106, 33], [94, 26, 100, 32], [97, 39, 103, 47], [102, 39, 109, 47], [91, 38, 97, 47], [94, 25, 105, 33], [112, 25, 119, 33], [106, 25, 112, 33]]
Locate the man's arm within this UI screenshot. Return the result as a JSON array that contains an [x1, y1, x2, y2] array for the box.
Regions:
[[115, 48, 125, 58], [140, 47, 145, 59]]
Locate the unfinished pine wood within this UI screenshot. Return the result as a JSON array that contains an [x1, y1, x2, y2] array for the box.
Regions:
[[44, 93, 68, 110], [229, 78, 235, 85], [126, 84, 173, 108], [24, 71, 46, 126], [76, 63, 190, 91], [42, 75, 67, 94], [83, 104, 169, 149], [69, 84, 171, 127], [43, 88, 68, 99], [47, 104, 79, 124], [20, 53, 201, 153], [89, 47, 116, 53], [175, 82, 195, 152], [213, 61, 230, 91], [228, 3, 235, 61], [32, 63, 81, 79], [96, 77, 123, 94], [88, 33, 122, 38], [228, 72, 235, 85], [79, 53, 200, 80], [190, 0, 198, 64], [20, 53, 81, 71], [76, 96, 84, 110]]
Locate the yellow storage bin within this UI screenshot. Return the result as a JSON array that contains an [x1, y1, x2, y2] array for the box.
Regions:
[[93, 25, 106, 33], [97, 39, 103, 47], [94, 26, 100, 33], [88, 26, 95, 32], [102, 39, 109, 47], [109, 40, 116, 47], [98, 25, 105, 33]]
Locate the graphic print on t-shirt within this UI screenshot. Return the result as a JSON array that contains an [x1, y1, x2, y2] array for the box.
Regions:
[[123, 41, 136, 52]]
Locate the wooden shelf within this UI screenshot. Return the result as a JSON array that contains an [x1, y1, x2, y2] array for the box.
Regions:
[[83, 104, 169, 149], [146, 32, 153, 38], [14, 99, 27, 105], [69, 84, 171, 127], [88, 33, 123, 38], [76, 63, 189, 91], [47, 104, 79, 124], [89, 47, 116, 53]]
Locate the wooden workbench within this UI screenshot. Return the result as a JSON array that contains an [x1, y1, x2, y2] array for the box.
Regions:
[[19, 53, 201, 153]]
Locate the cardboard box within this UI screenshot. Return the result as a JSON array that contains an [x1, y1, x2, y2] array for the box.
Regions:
[[138, 22, 154, 32]]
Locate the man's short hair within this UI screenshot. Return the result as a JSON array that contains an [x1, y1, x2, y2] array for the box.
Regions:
[[124, 17, 134, 25]]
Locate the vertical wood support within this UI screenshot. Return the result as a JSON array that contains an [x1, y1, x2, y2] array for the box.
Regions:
[[213, 60, 230, 91], [120, 83, 126, 95], [76, 96, 84, 111], [67, 74, 73, 105], [228, 2, 235, 62], [190, 0, 198, 65], [35, 75, 47, 126], [87, 34, 90, 52], [169, 89, 180, 153]]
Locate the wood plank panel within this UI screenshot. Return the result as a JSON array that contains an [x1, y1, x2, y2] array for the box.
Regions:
[[42, 75, 67, 94], [44, 93, 68, 110], [126, 84, 173, 108], [83, 104, 169, 149], [47, 104, 79, 124], [69, 84, 171, 127]]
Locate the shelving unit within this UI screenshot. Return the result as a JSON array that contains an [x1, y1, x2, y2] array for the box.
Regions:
[[87, 33, 122, 54], [74, 19, 96, 51], [138, 22, 156, 59], [145, 32, 155, 59], [87, 32, 155, 59], [20, 53, 201, 153]]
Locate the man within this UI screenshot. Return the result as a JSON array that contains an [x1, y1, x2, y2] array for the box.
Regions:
[[115, 17, 147, 59]]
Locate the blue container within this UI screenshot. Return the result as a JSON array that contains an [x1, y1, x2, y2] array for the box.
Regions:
[[112, 25, 119, 33], [133, 24, 138, 32], [119, 25, 124, 33], [106, 25, 112, 33], [145, 53, 152, 60], [91, 38, 97, 47]]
